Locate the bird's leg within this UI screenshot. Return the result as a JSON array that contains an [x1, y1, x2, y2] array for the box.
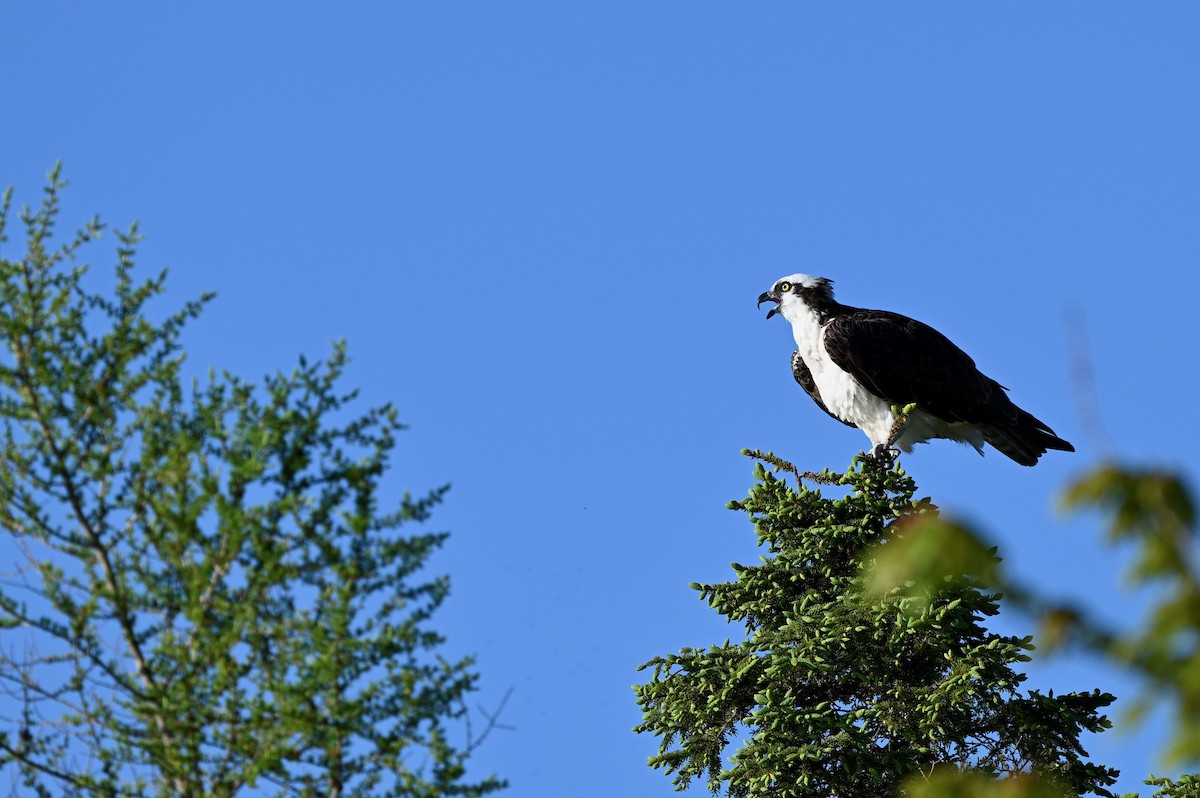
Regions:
[[874, 403, 916, 468]]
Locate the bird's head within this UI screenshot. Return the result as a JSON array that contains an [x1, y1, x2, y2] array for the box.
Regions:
[[757, 274, 836, 322]]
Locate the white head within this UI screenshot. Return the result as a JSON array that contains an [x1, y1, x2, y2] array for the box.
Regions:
[[756, 274, 837, 324]]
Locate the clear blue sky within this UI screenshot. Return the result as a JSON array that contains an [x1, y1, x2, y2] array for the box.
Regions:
[[2, 4, 1198, 795]]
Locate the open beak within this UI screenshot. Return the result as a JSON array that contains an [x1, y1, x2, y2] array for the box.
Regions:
[[757, 291, 780, 320]]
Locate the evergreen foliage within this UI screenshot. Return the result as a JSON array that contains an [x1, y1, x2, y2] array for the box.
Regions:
[[1141, 774, 1200, 798], [634, 454, 1119, 797], [0, 168, 505, 797]]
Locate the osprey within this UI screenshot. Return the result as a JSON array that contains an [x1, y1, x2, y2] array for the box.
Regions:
[[757, 274, 1074, 466]]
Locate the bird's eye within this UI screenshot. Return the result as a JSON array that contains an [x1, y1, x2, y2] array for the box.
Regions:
[[777, 281, 792, 292]]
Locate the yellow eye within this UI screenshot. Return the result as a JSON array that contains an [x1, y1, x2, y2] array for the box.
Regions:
[[778, 281, 792, 292]]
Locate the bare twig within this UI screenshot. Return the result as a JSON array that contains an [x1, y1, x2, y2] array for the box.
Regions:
[[465, 686, 514, 755], [1065, 307, 1115, 457]]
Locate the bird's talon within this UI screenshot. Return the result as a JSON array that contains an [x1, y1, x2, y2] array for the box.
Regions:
[[869, 444, 899, 467]]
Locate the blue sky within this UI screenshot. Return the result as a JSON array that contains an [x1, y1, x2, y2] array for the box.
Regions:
[[2, 4, 1198, 795]]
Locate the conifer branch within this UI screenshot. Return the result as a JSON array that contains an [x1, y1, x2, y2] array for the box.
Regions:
[[740, 448, 843, 489]]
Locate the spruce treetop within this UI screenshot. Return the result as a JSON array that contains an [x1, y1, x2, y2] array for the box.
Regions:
[[634, 453, 1119, 798]]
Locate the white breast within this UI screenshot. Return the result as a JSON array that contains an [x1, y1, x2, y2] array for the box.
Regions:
[[789, 314, 895, 449]]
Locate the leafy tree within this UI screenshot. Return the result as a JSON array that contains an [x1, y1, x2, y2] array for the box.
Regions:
[[634, 452, 1120, 798], [0, 168, 505, 797]]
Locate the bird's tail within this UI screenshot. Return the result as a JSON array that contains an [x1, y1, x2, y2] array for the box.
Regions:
[[982, 408, 1075, 467]]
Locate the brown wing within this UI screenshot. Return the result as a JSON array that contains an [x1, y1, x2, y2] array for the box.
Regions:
[[822, 310, 1008, 423], [822, 310, 1074, 464]]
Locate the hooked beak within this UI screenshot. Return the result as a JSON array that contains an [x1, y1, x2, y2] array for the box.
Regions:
[[757, 291, 781, 320]]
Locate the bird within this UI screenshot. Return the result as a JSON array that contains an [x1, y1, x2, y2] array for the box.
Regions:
[[756, 274, 1074, 466]]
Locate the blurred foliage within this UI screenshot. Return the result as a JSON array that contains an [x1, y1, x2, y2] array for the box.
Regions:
[[1058, 465, 1200, 761], [0, 168, 505, 796], [859, 459, 1199, 795], [633, 453, 1119, 797], [903, 769, 1097, 798], [871, 460, 1199, 772]]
